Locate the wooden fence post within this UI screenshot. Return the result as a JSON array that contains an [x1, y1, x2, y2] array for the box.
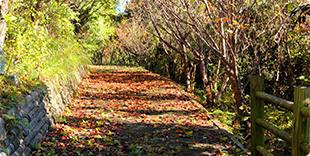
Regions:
[[293, 86, 310, 156], [250, 76, 265, 156]]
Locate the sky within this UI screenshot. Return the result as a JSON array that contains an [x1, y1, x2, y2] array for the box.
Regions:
[[116, 0, 129, 14]]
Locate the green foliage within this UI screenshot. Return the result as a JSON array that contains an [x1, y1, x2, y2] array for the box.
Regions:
[[80, 15, 116, 64], [71, 0, 118, 65], [194, 88, 208, 104], [210, 109, 236, 127], [58, 116, 67, 124], [0, 0, 120, 109], [0, 0, 89, 109]]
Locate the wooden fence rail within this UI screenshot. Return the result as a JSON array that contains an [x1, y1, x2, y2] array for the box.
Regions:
[[250, 76, 310, 156]]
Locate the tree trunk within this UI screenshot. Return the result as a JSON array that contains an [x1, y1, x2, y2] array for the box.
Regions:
[[0, 0, 10, 74], [0, 0, 10, 50], [216, 77, 229, 103], [110, 51, 115, 65], [213, 59, 221, 103], [178, 56, 183, 83], [233, 82, 243, 116], [198, 58, 213, 105], [190, 62, 196, 92], [183, 54, 192, 92], [230, 71, 244, 117]]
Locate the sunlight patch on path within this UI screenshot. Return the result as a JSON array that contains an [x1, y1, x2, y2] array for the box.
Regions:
[[31, 65, 244, 156]]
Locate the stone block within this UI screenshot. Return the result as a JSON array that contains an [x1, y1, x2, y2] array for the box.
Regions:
[[33, 124, 41, 134], [38, 110, 45, 118], [0, 118, 5, 127], [40, 123, 50, 137], [39, 100, 46, 108], [7, 108, 18, 118], [30, 112, 46, 133], [25, 95, 32, 104], [21, 128, 29, 137], [9, 127, 20, 138], [28, 119, 37, 132], [11, 151, 19, 156], [39, 105, 48, 114], [32, 99, 40, 108], [0, 129, 6, 141], [31, 112, 45, 128], [27, 107, 39, 122], [33, 116, 47, 134], [0, 118, 6, 140], [24, 147, 31, 156], [23, 131, 35, 146], [11, 140, 20, 152], [24, 115, 45, 145], [14, 144, 26, 156], [18, 98, 27, 107], [11, 133, 23, 149], [5, 144, 15, 156], [31, 91, 39, 99], [20, 118, 30, 129], [26, 102, 34, 112], [2, 135, 12, 148], [29, 133, 42, 148], [39, 116, 48, 125], [10, 153, 17, 156], [19, 107, 30, 118], [29, 111, 44, 131]]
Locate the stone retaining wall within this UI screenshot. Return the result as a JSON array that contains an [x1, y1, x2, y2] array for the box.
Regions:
[[0, 66, 86, 156]]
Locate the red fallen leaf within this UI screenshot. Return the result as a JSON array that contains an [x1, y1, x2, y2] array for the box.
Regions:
[[212, 149, 223, 156], [159, 147, 168, 151], [192, 142, 198, 145], [171, 136, 179, 139], [32, 66, 246, 155]]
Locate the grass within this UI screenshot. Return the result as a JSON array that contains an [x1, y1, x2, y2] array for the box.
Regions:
[[0, 37, 89, 114]]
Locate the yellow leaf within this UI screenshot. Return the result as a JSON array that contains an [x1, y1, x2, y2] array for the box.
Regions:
[[232, 20, 239, 25], [4, 115, 16, 120], [208, 1, 212, 6], [221, 137, 228, 141], [227, 30, 233, 34]]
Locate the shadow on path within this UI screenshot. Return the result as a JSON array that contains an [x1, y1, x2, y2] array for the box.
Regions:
[[31, 65, 244, 156]]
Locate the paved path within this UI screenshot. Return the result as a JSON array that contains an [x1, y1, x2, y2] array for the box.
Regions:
[[32, 66, 244, 156]]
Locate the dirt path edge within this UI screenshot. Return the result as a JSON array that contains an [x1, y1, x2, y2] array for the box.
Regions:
[[183, 93, 251, 155]]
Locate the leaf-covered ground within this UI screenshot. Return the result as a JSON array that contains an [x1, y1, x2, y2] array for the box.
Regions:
[[31, 66, 245, 156]]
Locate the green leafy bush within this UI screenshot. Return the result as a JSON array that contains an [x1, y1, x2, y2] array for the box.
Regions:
[[0, 1, 89, 110]]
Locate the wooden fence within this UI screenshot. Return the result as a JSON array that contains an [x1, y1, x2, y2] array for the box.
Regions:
[[250, 76, 310, 156]]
